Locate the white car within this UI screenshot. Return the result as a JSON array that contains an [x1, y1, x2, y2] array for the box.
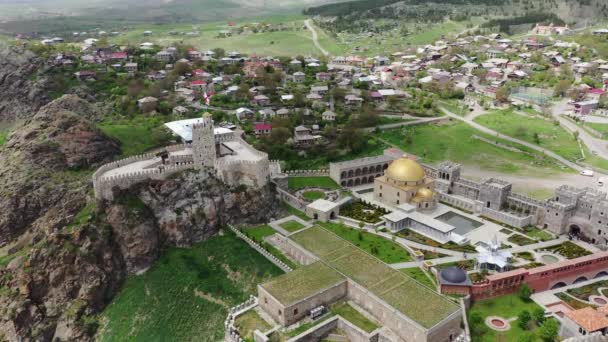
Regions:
[[581, 169, 595, 177]]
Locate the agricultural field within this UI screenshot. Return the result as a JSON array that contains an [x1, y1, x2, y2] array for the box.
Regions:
[[287, 176, 339, 191], [98, 231, 282, 341], [375, 121, 568, 177], [108, 15, 322, 57], [474, 110, 582, 162]]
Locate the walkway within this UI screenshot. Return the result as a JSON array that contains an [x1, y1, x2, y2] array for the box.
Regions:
[[304, 19, 329, 57], [551, 99, 608, 163], [268, 215, 312, 236], [440, 106, 584, 172]]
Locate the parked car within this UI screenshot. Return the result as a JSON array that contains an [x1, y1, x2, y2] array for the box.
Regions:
[[581, 169, 595, 177]]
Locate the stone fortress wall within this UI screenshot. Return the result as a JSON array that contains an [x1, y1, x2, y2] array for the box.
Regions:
[[93, 117, 271, 201], [92, 144, 194, 201]]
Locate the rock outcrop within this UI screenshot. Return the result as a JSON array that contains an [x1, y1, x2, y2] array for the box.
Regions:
[[0, 94, 282, 341], [0, 46, 51, 122], [0, 95, 120, 246]]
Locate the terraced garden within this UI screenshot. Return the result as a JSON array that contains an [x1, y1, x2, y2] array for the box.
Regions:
[[261, 262, 345, 305], [542, 241, 591, 259], [290, 226, 460, 328]]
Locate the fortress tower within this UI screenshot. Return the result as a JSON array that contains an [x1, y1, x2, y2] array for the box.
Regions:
[[192, 112, 216, 169]]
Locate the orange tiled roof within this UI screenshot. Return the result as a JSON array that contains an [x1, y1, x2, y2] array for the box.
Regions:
[[565, 307, 608, 332]]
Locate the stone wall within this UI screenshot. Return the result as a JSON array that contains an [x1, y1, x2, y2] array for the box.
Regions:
[[437, 193, 476, 213], [480, 207, 534, 228], [267, 234, 318, 266], [215, 137, 270, 189], [277, 187, 308, 211], [228, 224, 293, 273], [346, 279, 462, 342], [285, 169, 330, 177]]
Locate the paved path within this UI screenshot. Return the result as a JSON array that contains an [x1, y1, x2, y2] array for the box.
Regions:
[[440, 106, 584, 172], [552, 100, 608, 164], [304, 19, 329, 56]]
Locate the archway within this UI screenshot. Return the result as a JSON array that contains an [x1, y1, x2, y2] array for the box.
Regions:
[[362, 167, 368, 175], [551, 282, 567, 290], [368, 176, 374, 183], [341, 171, 347, 178], [341, 181, 346, 187], [383, 163, 389, 170], [355, 168, 361, 176], [574, 277, 588, 284], [375, 165, 382, 173], [313, 213, 318, 220], [595, 271, 608, 278], [361, 177, 368, 185], [355, 178, 361, 186], [348, 170, 354, 178], [330, 212, 336, 220], [570, 225, 581, 237], [347, 180, 353, 187]]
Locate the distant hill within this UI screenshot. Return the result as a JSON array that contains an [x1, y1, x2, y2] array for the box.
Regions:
[[304, 0, 608, 33], [0, 0, 350, 34]]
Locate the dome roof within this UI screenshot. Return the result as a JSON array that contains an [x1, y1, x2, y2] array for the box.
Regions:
[[385, 157, 425, 182], [412, 188, 434, 202], [440, 267, 467, 284]]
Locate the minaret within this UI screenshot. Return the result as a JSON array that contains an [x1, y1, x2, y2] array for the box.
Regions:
[[192, 112, 216, 169]]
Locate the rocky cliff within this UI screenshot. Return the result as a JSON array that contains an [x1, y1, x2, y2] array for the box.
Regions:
[[0, 46, 51, 122], [0, 95, 283, 341]]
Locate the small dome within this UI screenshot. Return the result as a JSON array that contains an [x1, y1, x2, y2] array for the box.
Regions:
[[440, 267, 467, 284], [385, 157, 425, 183], [413, 188, 434, 202]]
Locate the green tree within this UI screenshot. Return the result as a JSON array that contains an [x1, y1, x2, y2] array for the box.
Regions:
[[519, 284, 533, 301], [532, 307, 546, 325], [468, 311, 487, 337], [538, 319, 559, 342], [517, 332, 535, 342], [518, 310, 531, 330], [553, 79, 571, 98]]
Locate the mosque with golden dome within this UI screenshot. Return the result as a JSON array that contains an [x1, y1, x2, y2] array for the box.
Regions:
[[373, 155, 437, 210]]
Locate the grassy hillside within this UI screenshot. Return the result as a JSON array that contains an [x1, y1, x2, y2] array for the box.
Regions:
[[97, 230, 282, 341]]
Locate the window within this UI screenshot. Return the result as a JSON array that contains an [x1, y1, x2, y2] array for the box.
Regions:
[[278, 310, 282, 315], [294, 308, 298, 315], [264, 298, 268, 304]]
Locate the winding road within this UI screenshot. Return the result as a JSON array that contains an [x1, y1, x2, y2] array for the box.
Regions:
[[304, 19, 330, 57]]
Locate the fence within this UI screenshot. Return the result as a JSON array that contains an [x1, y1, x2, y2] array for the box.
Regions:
[[284, 169, 330, 177], [224, 295, 258, 342], [227, 224, 293, 273]]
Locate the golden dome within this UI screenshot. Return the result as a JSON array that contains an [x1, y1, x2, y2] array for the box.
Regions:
[[385, 157, 426, 182], [414, 188, 434, 202]]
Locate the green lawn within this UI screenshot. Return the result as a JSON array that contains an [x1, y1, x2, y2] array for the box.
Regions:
[[98, 117, 173, 157], [585, 122, 608, 139], [302, 190, 325, 201], [98, 232, 282, 342], [288, 176, 340, 190], [400, 267, 436, 289], [440, 100, 469, 116], [474, 110, 582, 162], [243, 225, 277, 243], [524, 227, 554, 242], [234, 310, 271, 339], [376, 121, 567, 177], [319, 222, 412, 263], [469, 294, 546, 342], [279, 220, 306, 233], [330, 302, 379, 333]]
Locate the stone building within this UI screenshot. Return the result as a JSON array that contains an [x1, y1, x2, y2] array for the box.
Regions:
[[373, 156, 437, 211], [93, 113, 272, 201]]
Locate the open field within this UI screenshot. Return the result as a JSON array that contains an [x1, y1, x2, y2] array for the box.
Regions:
[[288, 176, 339, 190], [98, 231, 282, 341], [107, 15, 322, 57], [375, 121, 569, 177], [318, 222, 412, 263], [469, 294, 546, 342], [279, 220, 306, 233], [474, 110, 582, 162], [97, 117, 173, 157], [290, 226, 459, 328]]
